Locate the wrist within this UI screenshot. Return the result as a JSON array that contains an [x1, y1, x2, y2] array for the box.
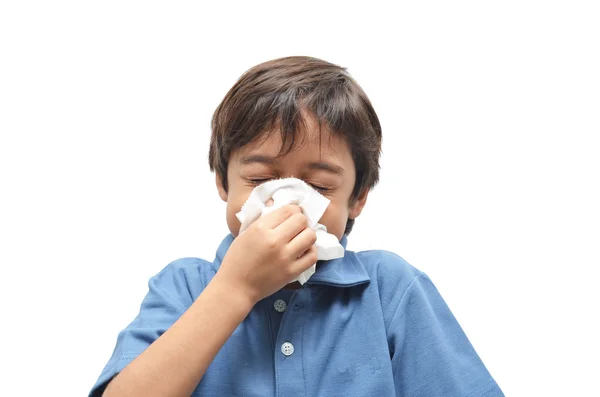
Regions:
[[210, 273, 257, 313]]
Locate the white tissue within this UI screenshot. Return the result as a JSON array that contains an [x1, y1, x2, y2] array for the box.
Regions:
[[235, 178, 345, 284]]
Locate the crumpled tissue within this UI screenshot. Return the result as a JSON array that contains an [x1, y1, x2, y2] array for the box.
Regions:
[[235, 178, 345, 284]]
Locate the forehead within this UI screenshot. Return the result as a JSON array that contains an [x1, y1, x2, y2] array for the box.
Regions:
[[234, 117, 353, 165]]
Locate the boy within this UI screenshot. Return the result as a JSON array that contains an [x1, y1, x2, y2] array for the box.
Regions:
[[90, 56, 503, 396]]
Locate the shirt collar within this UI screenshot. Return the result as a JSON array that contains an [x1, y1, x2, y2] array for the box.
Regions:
[[214, 234, 370, 288]]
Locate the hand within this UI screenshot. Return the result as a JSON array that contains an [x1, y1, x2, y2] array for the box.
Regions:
[[214, 204, 317, 304]]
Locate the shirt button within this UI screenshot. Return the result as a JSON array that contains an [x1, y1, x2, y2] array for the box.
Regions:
[[273, 299, 287, 313], [281, 342, 294, 356]]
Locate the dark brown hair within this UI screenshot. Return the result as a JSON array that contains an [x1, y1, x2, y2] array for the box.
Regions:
[[209, 56, 382, 235]]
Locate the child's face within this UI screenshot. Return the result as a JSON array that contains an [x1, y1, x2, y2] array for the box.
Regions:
[[216, 116, 368, 241]]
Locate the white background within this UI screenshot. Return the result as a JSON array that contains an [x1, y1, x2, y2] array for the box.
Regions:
[[1, 1, 599, 396]]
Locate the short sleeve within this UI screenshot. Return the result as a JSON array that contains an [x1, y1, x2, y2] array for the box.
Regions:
[[89, 258, 212, 397], [389, 273, 504, 397]]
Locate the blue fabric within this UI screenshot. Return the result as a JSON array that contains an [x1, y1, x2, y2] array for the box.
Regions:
[[90, 235, 503, 397]]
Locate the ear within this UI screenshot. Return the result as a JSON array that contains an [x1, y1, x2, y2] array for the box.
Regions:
[[349, 188, 369, 219], [215, 173, 228, 202]]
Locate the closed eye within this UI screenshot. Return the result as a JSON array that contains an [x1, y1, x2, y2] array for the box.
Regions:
[[247, 178, 329, 193], [247, 178, 272, 185], [309, 184, 329, 193]]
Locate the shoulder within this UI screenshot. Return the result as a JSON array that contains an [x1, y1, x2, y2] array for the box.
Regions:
[[148, 257, 218, 307], [355, 249, 423, 288], [156, 256, 217, 278], [353, 249, 426, 331], [154, 256, 217, 283]]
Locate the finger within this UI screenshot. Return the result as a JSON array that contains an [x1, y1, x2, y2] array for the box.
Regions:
[[289, 245, 318, 276], [286, 227, 317, 259], [274, 213, 308, 242], [266, 198, 274, 207], [259, 204, 302, 229]]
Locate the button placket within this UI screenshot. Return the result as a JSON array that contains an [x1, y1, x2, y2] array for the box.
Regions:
[[274, 289, 311, 397]]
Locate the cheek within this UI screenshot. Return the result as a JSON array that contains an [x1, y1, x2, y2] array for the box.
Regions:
[[224, 186, 254, 237], [225, 202, 241, 237], [318, 200, 350, 240]]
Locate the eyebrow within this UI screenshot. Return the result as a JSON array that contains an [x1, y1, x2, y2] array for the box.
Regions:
[[239, 155, 276, 165], [239, 155, 344, 175], [307, 162, 344, 175]]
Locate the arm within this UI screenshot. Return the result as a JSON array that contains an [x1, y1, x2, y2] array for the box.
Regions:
[[103, 275, 253, 397], [99, 204, 317, 397], [389, 273, 504, 397]]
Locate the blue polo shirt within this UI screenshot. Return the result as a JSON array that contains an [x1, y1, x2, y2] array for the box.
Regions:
[[91, 235, 503, 397]]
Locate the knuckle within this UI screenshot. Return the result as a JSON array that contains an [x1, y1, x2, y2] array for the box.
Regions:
[[287, 204, 301, 214], [308, 229, 317, 244], [293, 212, 307, 224], [281, 204, 294, 217], [276, 248, 287, 261], [283, 264, 294, 277], [279, 260, 293, 277], [265, 234, 278, 249], [278, 205, 293, 218], [308, 248, 318, 262], [252, 219, 266, 231]]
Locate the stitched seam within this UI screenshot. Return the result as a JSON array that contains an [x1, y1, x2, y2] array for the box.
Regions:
[[386, 272, 424, 335], [464, 380, 499, 397], [481, 386, 500, 397], [389, 273, 425, 383], [151, 281, 188, 313], [265, 301, 276, 353], [347, 253, 365, 277], [103, 352, 139, 376], [301, 293, 308, 397], [107, 352, 138, 362], [308, 278, 368, 287], [275, 347, 280, 396]]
